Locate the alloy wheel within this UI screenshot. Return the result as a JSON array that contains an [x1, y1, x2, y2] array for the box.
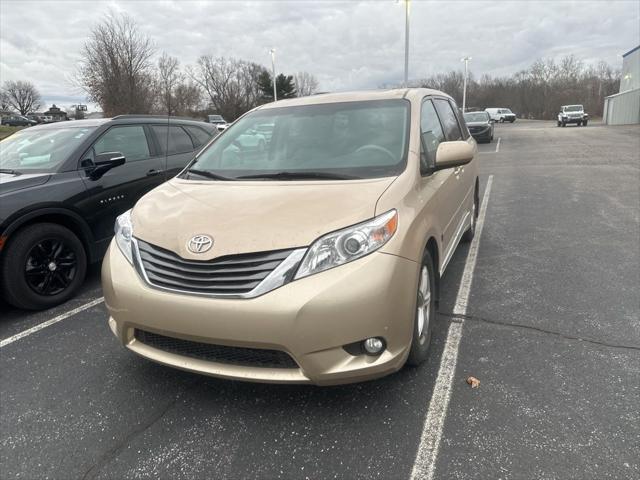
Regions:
[[24, 238, 78, 296], [416, 265, 431, 343]]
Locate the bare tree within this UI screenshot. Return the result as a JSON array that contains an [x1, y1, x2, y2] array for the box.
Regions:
[[192, 56, 266, 121], [3, 80, 42, 115], [294, 71, 319, 97], [414, 55, 620, 119], [77, 12, 156, 116], [173, 81, 202, 116], [156, 53, 180, 115]]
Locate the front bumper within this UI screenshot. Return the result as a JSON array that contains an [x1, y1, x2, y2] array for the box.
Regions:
[[469, 126, 492, 140], [102, 241, 420, 385], [561, 116, 587, 124]]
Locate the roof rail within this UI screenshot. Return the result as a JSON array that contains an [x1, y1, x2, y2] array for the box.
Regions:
[[111, 114, 201, 121]]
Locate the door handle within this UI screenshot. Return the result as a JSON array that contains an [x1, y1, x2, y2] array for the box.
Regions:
[[146, 169, 163, 177]]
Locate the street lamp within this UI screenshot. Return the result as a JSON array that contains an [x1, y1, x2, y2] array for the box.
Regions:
[[269, 48, 277, 102], [397, 0, 411, 86], [461, 56, 472, 112]]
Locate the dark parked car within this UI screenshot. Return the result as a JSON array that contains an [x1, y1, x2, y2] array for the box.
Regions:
[[463, 111, 494, 143], [2, 115, 37, 127], [0, 115, 217, 309]]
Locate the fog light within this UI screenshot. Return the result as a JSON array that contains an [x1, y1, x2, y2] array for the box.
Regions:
[[363, 337, 385, 355]]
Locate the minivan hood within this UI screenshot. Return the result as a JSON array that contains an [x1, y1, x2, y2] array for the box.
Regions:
[[0, 172, 51, 194], [132, 177, 396, 260], [466, 121, 490, 127]]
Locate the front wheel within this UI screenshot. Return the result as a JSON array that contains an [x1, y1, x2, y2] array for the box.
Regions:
[[583, 120, 588, 126], [561, 122, 566, 127], [406, 250, 436, 366], [557, 121, 561, 127], [0, 223, 87, 310], [499, 118, 505, 123]]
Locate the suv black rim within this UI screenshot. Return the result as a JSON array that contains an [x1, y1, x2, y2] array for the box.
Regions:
[[24, 238, 77, 296]]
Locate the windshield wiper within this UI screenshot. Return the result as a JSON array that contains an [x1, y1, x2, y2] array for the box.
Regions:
[[236, 171, 358, 181], [184, 169, 235, 181], [0, 169, 21, 175]]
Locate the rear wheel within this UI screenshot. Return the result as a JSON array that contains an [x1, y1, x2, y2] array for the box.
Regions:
[[463, 184, 479, 242], [406, 250, 436, 366], [0, 223, 87, 310], [561, 122, 566, 127]]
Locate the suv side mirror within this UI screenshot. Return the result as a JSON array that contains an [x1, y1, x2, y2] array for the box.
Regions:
[[434, 141, 475, 171], [86, 152, 126, 180]]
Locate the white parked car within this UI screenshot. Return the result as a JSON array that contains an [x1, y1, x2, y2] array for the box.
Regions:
[[485, 108, 516, 123], [557, 105, 588, 127]]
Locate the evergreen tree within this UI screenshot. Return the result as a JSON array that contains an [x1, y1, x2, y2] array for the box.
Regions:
[[258, 72, 297, 102]]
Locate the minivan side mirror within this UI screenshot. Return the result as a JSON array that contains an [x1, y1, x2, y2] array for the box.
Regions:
[[86, 151, 126, 180], [434, 141, 474, 171]]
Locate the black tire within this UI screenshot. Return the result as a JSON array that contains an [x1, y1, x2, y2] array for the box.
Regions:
[[557, 121, 561, 127], [462, 184, 479, 242], [583, 120, 588, 126], [499, 118, 504, 123], [561, 122, 566, 127], [577, 121, 582, 126], [0, 223, 87, 310], [406, 250, 437, 366], [509, 119, 515, 123]]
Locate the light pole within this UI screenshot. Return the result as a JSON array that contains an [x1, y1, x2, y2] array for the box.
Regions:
[[402, 0, 410, 86], [269, 48, 277, 102], [461, 56, 472, 112]]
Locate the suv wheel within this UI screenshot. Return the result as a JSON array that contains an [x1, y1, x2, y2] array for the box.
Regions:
[[463, 185, 479, 242], [406, 250, 436, 366], [561, 122, 566, 127], [583, 120, 588, 126], [0, 223, 87, 310]]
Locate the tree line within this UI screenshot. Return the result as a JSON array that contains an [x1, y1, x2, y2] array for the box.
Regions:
[[75, 13, 318, 120], [415, 56, 620, 119]]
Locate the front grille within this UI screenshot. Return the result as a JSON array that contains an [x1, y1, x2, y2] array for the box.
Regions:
[[135, 239, 294, 295], [469, 126, 487, 133], [135, 329, 298, 369]]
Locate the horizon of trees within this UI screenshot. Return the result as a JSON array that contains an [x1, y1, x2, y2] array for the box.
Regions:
[[74, 12, 319, 120], [413, 56, 620, 119]]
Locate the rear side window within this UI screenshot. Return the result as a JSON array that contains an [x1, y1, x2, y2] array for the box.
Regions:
[[433, 99, 463, 141], [420, 99, 445, 172], [152, 125, 195, 155], [94, 125, 150, 162], [183, 126, 212, 148]]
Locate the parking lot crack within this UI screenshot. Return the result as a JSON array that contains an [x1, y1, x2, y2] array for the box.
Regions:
[[80, 381, 199, 480], [439, 312, 640, 352]]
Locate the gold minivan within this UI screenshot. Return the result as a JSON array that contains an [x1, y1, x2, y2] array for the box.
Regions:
[[102, 89, 479, 385]]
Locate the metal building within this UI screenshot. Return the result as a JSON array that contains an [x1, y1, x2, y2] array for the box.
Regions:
[[603, 45, 640, 125]]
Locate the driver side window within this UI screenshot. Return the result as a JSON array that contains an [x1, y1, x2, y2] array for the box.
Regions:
[[420, 99, 445, 175]]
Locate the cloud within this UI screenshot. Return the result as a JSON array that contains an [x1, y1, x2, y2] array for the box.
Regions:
[[1, 0, 638, 111]]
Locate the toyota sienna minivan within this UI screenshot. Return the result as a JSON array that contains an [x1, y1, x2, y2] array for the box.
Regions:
[[102, 88, 479, 385]]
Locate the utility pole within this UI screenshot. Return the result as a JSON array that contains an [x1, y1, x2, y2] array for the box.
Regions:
[[461, 56, 472, 112], [270, 48, 277, 102], [404, 0, 410, 86]]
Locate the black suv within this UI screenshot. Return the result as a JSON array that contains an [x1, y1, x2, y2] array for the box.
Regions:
[[0, 115, 217, 309]]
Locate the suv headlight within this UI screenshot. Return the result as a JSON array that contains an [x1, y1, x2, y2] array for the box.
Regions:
[[114, 210, 133, 264], [295, 210, 398, 280]]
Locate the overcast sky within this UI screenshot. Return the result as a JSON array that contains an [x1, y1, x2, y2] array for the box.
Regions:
[[1, 0, 638, 112]]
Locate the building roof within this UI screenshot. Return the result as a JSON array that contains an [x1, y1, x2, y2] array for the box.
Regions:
[[622, 45, 640, 57]]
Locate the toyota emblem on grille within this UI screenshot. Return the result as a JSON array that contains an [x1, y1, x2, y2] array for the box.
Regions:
[[187, 234, 213, 253]]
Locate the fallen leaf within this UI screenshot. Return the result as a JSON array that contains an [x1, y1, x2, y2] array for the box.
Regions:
[[466, 376, 480, 388]]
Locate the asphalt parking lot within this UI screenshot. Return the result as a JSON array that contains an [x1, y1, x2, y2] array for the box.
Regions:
[[1, 120, 639, 480]]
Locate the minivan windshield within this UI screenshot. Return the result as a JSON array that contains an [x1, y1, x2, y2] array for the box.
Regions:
[[186, 99, 410, 181], [464, 112, 489, 122], [0, 127, 95, 173]]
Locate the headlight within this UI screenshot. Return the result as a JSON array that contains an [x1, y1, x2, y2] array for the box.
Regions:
[[295, 210, 398, 280], [114, 210, 133, 264]]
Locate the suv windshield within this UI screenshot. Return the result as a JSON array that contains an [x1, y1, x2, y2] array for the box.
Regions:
[[0, 126, 95, 173], [464, 112, 489, 122], [564, 105, 583, 112], [187, 99, 410, 181]]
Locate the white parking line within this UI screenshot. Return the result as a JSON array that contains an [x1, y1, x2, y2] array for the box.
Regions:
[[495, 137, 501, 153], [0, 297, 104, 348], [410, 175, 494, 480]]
